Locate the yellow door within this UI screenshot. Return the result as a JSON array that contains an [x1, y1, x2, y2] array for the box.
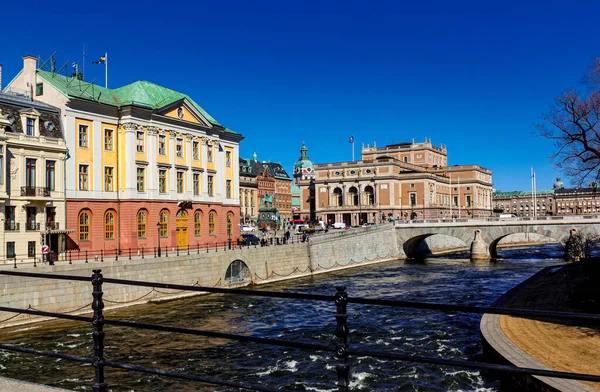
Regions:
[[176, 210, 188, 248]]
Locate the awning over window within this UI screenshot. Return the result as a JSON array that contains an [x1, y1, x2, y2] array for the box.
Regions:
[[40, 229, 76, 235]]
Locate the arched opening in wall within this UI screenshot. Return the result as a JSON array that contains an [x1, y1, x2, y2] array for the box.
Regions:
[[333, 188, 343, 206], [410, 211, 418, 220], [364, 185, 374, 205], [492, 232, 563, 260], [225, 260, 252, 286], [348, 186, 358, 206]]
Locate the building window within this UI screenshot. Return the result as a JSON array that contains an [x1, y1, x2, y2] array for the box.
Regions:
[[6, 242, 15, 259], [158, 135, 166, 155], [226, 180, 231, 199], [136, 131, 144, 152], [45, 160, 55, 191], [208, 175, 214, 196], [159, 210, 168, 237], [28, 241, 36, 257], [5, 206, 15, 230], [26, 118, 34, 136], [79, 165, 89, 190], [78, 125, 88, 147], [158, 169, 167, 193], [177, 171, 184, 193], [227, 212, 233, 236], [137, 210, 147, 239], [410, 193, 416, 206], [192, 141, 199, 160], [137, 167, 145, 192], [105, 211, 115, 240], [36, 83, 43, 96], [193, 173, 200, 195], [104, 129, 113, 151], [176, 138, 183, 158], [104, 167, 114, 192], [26, 207, 36, 230], [26, 158, 36, 188], [466, 195, 472, 207], [209, 211, 215, 236], [194, 211, 201, 236], [208, 146, 213, 163], [79, 211, 90, 241], [226, 151, 231, 167]]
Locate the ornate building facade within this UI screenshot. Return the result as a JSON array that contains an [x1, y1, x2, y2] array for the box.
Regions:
[[295, 139, 494, 226], [0, 92, 67, 261], [6, 55, 243, 252], [239, 153, 292, 226]]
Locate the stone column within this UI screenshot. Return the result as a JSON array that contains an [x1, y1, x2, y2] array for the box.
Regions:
[[470, 229, 490, 261]]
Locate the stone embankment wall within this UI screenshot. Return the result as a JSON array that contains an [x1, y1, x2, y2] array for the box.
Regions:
[[0, 225, 401, 328]]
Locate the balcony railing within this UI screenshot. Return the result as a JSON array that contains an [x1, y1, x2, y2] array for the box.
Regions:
[[25, 222, 41, 231], [4, 222, 19, 231], [21, 186, 51, 197], [46, 222, 60, 230]]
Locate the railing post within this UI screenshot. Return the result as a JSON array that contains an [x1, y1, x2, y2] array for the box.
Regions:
[[154, 247, 156, 258], [223, 241, 226, 251], [115, 249, 118, 262], [129, 248, 131, 260], [86, 250, 88, 263], [187, 244, 190, 255], [177, 246, 179, 257], [141, 247, 145, 259], [91, 269, 107, 392], [197, 242, 199, 255], [335, 287, 350, 392], [206, 243, 209, 253], [215, 242, 218, 252], [165, 246, 168, 258], [100, 249, 104, 262], [34, 257, 37, 267], [69, 251, 72, 264], [13, 259, 16, 269]]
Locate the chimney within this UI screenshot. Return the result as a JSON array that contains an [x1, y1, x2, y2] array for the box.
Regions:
[[22, 55, 37, 97]]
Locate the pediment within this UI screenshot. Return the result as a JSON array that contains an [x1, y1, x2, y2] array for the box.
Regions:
[[18, 108, 41, 117], [158, 99, 211, 127]]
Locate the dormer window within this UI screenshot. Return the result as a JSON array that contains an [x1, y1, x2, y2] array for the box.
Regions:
[[26, 118, 34, 136]]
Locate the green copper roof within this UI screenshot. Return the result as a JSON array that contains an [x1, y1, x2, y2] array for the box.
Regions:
[[36, 70, 222, 126], [493, 190, 555, 197]]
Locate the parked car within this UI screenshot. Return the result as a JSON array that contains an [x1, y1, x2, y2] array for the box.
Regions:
[[362, 222, 376, 227], [239, 234, 261, 245], [241, 225, 257, 232], [332, 222, 347, 229]]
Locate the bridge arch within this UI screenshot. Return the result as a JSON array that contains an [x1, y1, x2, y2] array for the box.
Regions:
[[225, 260, 252, 286], [402, 233, 468, 259], [488, 232, 562, 259]]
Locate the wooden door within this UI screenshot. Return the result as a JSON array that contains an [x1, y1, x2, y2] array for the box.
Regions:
[[176, 210, 188, 248]]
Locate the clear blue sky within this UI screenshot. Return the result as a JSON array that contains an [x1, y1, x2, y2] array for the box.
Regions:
[[2, 0, 599, 191]]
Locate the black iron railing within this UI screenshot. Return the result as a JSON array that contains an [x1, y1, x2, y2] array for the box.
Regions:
[[3, 222, 19, 231], [0, 269, 598, 391], [20, 186, 51, 197]]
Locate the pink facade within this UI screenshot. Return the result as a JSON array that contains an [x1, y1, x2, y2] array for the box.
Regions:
[[66, 199, 240, 252]]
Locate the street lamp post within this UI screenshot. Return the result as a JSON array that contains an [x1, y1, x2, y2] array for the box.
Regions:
[[157, 222, 161, 257]]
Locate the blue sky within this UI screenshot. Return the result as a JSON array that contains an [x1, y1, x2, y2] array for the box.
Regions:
[[2, 0, 599, 191]]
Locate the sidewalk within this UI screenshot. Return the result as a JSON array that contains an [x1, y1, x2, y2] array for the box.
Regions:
[[0, 377, 69, 391]]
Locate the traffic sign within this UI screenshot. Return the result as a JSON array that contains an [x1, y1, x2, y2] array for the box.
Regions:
[[41, 245, 50, 254]]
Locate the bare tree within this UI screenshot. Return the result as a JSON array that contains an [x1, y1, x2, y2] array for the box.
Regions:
[[538, 58, 600, 186]]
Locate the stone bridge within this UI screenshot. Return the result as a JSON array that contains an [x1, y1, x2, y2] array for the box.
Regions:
[[394, 216, 600, 260]]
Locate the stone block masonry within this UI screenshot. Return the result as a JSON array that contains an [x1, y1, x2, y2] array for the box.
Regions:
[[0, 224, 402, 328]]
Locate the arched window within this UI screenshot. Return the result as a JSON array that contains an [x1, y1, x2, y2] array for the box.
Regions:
[[159, 210, 168, 238], [209, 211, 216, 236], [333, 188, 343, 206], [227, 212, 233, 236], [105, 211, 115, 240], [348, 187, 358, 206], [403, 156, 408, 163], [137, 210, 147, 239], [365, 185, 375, 205], [79, 211, 90, 241], [194, 210, 202, 237]]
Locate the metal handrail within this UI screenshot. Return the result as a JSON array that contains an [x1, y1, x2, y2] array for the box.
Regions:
[[0, 270, 598, 391]]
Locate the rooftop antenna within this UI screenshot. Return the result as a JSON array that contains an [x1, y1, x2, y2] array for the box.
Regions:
[[55, 59, 70, 79], [38, 51, 57, 72], [82, 44, 86, 79]]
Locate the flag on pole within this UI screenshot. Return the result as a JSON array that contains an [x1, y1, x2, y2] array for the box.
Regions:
[[92, 55, 106, 65], [349, 136, 354, 143]]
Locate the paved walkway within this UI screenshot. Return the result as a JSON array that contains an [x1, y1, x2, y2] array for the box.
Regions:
[[480, 314, 597, 392], [0, 377, 69, 391]]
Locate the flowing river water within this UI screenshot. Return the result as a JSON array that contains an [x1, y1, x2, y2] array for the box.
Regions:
[[0, 244, 571, 391]]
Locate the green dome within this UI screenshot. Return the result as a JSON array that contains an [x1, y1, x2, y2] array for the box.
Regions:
[[293, 142, 314, 174]]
